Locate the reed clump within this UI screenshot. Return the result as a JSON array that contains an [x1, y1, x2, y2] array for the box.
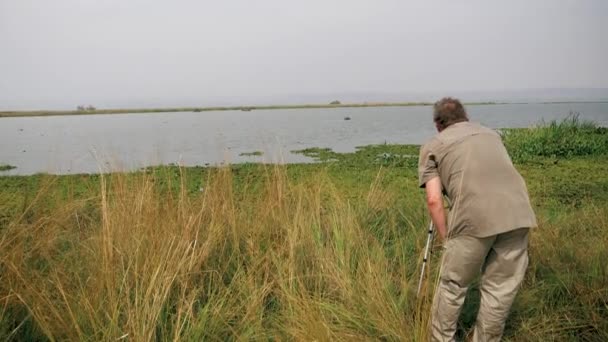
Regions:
[[502, 113, 608, 162]]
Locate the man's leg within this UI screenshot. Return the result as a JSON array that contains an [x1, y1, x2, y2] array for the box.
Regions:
[[431, 234, 494, 342], [473, 228, 529, 342]]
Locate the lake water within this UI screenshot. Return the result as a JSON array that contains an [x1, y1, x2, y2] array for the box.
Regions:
[[1, 102, 607, 175]]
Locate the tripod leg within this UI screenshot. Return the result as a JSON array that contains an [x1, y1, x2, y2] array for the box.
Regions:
[[417, 221, 435, 297]]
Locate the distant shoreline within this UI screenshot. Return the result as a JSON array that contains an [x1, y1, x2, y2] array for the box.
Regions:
[[1, 100, 607, 118]]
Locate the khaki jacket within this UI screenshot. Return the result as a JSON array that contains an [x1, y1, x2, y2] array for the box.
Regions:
[[418, 122, 537, 237]]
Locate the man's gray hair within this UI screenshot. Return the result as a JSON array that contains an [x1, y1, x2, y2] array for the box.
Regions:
[[433, 97, 469, 130]]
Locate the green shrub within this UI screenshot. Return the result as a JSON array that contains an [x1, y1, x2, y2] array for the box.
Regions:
[[0, 164, 16, 172]]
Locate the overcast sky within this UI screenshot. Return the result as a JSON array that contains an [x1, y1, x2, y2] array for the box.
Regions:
[[1, 0, 607, 110]]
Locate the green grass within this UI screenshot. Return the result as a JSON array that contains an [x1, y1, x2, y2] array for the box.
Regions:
[[0, 120, 606, 340]]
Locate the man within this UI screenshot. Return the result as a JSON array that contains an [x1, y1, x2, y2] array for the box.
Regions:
[[418, 97, 537, 342]]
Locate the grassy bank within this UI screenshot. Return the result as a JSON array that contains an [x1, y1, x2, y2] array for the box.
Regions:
[[0, 118, 607, 340], [0, 101, 511, 118], [1, 102, 431, 118], [3, 101, 608, 118]]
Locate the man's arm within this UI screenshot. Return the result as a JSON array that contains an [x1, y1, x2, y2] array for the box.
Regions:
[[425, 176, 447, 240]]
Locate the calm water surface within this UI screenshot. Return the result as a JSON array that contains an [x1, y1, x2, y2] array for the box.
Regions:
[[1, 103, 607, 175]]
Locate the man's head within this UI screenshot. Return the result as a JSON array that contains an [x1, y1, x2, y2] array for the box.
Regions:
[[433, 97, 469, 132]]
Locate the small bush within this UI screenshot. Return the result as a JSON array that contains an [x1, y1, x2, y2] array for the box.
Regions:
[[0, 164, 16, 172]]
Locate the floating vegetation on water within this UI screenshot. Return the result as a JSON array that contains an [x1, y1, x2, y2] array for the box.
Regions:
[[291, 147, 339, 162], [292, 144, 420, 167], [239, 151, 263, 156]]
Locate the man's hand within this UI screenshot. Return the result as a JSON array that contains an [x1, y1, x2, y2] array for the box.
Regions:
[[425, 176, 447, 240]]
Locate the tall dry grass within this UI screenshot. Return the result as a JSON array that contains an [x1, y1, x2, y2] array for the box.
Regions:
[[0, 166, 434, 341], [3, 162, 606, 340]]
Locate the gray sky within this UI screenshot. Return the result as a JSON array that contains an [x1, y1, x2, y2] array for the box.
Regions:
[[1, 0, 607, 110]]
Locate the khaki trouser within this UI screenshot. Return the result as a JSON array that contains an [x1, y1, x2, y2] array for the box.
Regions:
[[430, 228, 529, 342]]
